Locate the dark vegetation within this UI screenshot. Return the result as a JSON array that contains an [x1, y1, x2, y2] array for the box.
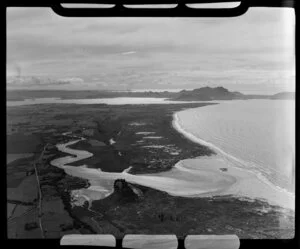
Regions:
[[89, 179, 294, 239]]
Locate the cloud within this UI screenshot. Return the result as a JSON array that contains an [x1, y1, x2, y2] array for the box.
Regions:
[[6, 76, 82, 89], [6, 7, 295, 93], [121, 51, 137, 55], [58, 77, 84, 84]]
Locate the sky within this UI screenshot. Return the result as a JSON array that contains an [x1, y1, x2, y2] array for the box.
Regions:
[[7, 6, 295, 94]]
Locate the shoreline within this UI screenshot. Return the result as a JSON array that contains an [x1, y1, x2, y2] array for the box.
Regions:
[[172, 109, 295, 211]]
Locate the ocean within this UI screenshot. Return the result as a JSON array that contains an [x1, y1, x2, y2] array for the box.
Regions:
[[176, 99, 295, 194]]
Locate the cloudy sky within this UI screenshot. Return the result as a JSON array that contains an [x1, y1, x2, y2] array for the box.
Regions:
[[7, 7, 295, 94]]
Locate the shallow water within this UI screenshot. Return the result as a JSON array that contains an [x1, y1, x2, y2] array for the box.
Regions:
[[6, 97, 209, 106], [50, 139, 238, 206]]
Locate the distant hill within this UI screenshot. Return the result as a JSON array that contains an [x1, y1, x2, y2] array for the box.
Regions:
[[6, 87, 295, 101], [6, 89, 174, 101], [170, 86, 244, 101], [170, 87, 295, 101], [269, 92, 295, 100]]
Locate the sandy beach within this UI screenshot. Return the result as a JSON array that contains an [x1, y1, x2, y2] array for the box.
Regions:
[[172, 112, 295, 210]]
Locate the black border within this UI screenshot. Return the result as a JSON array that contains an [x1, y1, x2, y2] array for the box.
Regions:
[[4, 1, 298, 248], [4, 1, 296, 17]]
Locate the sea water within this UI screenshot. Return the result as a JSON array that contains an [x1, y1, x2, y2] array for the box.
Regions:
[[6, 97, 207, 106], [176, 99, 295, 194]]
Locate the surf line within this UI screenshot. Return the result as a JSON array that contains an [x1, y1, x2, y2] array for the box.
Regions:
[[172, 110, 295, 200]]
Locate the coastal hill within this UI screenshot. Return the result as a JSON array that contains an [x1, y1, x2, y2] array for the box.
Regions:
[[269, 92, 295, 100], [6, 86, 295, 101], [171, 86, 244, 101], [170, 87, 295, 101]]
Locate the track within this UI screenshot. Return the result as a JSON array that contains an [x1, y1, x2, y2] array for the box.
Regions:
[[33, 143, 49, 238]]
